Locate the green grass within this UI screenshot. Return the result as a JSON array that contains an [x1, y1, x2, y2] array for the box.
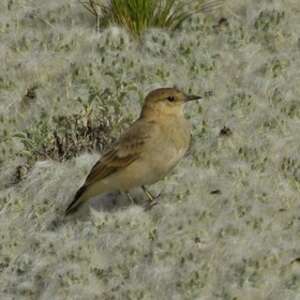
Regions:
[[80, 0, 223, 36]]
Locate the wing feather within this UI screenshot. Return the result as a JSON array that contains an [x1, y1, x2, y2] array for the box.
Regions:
[[83, 119, 154, 186]]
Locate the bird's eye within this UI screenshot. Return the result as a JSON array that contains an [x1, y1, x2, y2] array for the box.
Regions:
[[167, 96, 175, 102]]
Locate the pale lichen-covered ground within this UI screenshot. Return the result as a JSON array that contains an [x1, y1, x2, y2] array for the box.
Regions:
[[1, 0, 300, 299]]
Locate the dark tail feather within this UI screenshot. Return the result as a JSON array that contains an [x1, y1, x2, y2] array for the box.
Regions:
[[65, 185, 87, 216]]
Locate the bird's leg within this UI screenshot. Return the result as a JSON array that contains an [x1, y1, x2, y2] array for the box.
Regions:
[[142, 186, 159, 210], [126, 192, 137, 205]]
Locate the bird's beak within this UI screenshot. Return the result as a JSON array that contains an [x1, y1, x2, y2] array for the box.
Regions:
[[185, 94, 202, 102]]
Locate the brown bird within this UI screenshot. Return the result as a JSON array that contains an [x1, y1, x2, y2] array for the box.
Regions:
[[65, 87, 202, 215]]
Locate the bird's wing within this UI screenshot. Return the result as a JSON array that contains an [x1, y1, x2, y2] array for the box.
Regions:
[[84, 119, 155, 186]]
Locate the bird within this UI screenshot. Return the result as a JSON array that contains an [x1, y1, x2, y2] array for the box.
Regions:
[[65, 87, 202, 215]]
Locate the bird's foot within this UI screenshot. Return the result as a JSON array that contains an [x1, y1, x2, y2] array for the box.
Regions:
[[144, 200, 158, 211], [141, 186, 160, 211]]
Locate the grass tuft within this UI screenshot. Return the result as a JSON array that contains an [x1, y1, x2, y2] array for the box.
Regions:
[[80, 0, 224, 36]]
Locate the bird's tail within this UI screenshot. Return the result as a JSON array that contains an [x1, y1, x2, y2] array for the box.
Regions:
[[65, 185, 88, 216]]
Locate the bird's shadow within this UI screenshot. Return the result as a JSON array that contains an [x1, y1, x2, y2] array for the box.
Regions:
[[90, 188, 146, 212], [46, 188, 151, 230]]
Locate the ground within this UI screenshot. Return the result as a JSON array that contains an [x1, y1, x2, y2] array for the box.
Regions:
[[0, 0, 300, 299]]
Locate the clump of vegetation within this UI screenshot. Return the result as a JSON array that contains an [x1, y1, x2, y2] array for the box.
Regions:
[[13, 97, 128, 182], [16, 109, 110, 163], [254, 9, 285, 32], [80, 0, 223, 36]]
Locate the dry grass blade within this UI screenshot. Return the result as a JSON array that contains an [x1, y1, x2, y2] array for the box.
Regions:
[[80, 0, 98, 16], [199, 0, 225, 13]]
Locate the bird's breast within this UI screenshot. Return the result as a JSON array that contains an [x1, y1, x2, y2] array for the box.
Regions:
[[164, 118, 191, 150], [147, 118, 191, 176]]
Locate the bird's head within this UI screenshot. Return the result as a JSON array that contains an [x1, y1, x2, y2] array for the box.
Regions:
[[141, 87, 202, 119]]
